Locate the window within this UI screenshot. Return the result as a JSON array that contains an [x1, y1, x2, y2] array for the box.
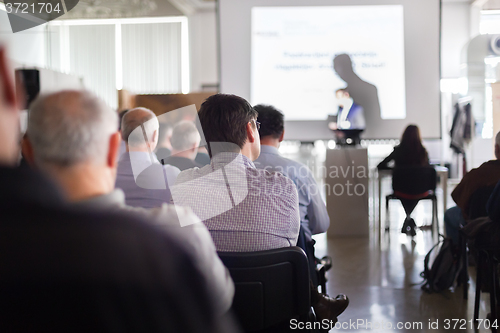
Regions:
[[47, 17, 189, 109]]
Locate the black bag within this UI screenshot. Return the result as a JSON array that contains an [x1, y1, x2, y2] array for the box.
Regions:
[[421, 235, 462, 293]]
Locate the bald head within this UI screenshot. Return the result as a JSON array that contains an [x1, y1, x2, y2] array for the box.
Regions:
[[171, 121, 201, 152], [27, 90, 118, 167], [121, 107, 159, 151]]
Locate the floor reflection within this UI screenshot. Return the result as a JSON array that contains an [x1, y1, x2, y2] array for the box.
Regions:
[[282, 142, 489, 332]]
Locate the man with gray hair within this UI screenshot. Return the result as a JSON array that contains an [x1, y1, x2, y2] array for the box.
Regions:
[[116, 107, 180, 208], [0, 41, 235, 332], [445, 130, 500, 244], [161, 120, 202, 171], [23, 90, 235, 316]]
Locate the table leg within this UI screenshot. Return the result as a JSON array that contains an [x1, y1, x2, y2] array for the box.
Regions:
[[442, 173, 448, 235]]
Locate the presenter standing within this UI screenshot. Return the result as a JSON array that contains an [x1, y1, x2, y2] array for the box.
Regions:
[[332, 54, 381, 134], [335, 88, 366, 130]]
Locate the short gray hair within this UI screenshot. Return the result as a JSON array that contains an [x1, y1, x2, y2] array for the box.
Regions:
[[28, 90, 118, 166], [121, 107, 159, 147], [171, 121, 201, 151]]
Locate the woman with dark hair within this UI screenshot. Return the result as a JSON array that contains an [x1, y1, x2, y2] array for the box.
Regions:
[[377, 124, 429, 169]]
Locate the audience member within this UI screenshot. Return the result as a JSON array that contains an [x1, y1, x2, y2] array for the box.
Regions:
[[172, 93, 348, 323], [117, 109, 129, 156], [0, 46, 236, 332], [23, 90, 234, 315], [195, 146, 211, 166], [116, 107, 180, 208], [174, 94, 300, 251], [334, 88, 366, 130], [445, 131, 500, 244], [253, 104, 330, 284], [377, 124, 429, 169], [161, 121, 202, 171], [155, 121, 173, 161]]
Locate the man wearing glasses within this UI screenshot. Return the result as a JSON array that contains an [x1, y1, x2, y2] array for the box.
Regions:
[[172, 94, 348, 324], [172, 93, 299, 251]]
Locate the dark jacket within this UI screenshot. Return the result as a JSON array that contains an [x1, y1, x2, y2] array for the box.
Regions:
[[377, 145, 429, 170], [0, 165, 238, 333]]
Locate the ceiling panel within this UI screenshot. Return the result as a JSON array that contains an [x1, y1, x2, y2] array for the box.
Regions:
[[58, 0, 184, 19]]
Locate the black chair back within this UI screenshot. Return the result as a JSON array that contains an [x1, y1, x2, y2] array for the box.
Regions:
[[468, 185, 496, 220], [218, 247, 311, 332], [392, 166, 437, 195], [487, 180, 500, 222]]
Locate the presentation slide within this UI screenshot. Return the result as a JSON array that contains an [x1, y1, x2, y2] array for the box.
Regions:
[[219, 0, 441, 140], [251, 5, 406, 121]]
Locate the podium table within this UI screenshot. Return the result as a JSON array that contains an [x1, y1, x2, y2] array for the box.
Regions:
[[325, 148, 369, 237]]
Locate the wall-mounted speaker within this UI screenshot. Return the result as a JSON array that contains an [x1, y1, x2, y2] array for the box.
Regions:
[[15, 69, 40, 110]]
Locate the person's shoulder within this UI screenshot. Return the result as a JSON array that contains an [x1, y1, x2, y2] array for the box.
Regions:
[[256, 154, 306, 176], [469, 160, 498, 173], [163, 163, 181, 174], [277, 154, 305, 169], [353, 102, 364, 110], [27, 203, 167, 244], [161, 155, 175, 164], [108, 201, 210, 243], [176, 164, 209, 183], [149, 204, 202, 227], [252, 167, 297, 191], [481, 159, 500, 167]]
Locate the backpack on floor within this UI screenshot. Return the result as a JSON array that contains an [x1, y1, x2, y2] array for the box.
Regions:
[[420, 235, 462, 293]]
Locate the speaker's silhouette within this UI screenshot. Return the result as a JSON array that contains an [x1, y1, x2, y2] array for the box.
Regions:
[[333, 54, 381, 130]]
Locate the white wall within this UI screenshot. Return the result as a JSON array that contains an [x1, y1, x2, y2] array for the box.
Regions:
[[440, 1, 498, 170], [441, 1, 471, 78], [189, 10, 218, 92], [0, 9, 45, 68]]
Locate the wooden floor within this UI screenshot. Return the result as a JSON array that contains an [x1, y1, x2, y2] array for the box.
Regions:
[[281, 143, 494, 332], [313, 205, 492, 333]]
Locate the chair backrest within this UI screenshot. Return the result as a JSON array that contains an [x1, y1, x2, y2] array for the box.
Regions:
[[392, 166, 437, 195], [218, 247, 311, 332], [488, 180, 500, 222], [468, 185, 496, 220]]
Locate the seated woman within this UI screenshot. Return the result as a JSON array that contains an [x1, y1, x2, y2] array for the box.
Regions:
[[378, 125, 430, 236], [377, 124, 429, 169]]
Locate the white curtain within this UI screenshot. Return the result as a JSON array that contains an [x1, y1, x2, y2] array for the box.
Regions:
[[46, 20, 184, 110], [121, 22, 182, 94], [69, 25, 117, 109]]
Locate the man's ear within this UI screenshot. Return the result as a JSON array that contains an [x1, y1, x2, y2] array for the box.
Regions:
[[21, 135, 36, 166], [108, 132, 121, 168], [246, 122, 256, 143], [279, 130, 285, 142], [152, 129, 158, 143], [0, 47, 17, 109]]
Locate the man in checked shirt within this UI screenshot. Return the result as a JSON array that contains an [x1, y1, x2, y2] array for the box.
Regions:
[[172, 93, 348, 324]]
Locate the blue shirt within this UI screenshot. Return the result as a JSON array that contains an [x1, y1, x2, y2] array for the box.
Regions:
[[254, 145, 330, 241], [115, 152, 180, 208]]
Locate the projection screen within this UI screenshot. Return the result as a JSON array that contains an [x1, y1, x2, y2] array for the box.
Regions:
[[218, 0, 441, 141]]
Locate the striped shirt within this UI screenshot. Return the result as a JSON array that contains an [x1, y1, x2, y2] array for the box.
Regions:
[[172, 152, 300, 252]]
